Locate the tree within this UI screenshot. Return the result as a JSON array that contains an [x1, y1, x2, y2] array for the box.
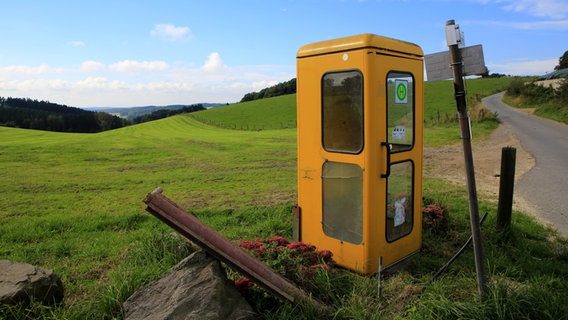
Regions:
[[555, 50, 568, 70], [240, 78, 296, 102], [0, 96, 126, 132], [556, 77, 568, 104], [130, 104, 205, 124]]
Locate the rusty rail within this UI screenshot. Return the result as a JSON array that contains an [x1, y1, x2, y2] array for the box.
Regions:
[[143, 187, 328, 312]]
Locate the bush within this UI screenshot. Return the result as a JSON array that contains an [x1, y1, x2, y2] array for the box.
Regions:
[[556, 76, 568, 104], [237, 237, 335, 293], [506, 78, 526, 96], [504, 76, 568, 124], [234, 236, 343, 315], [423, 203, 449, 235], [505, 77, 560, 105]]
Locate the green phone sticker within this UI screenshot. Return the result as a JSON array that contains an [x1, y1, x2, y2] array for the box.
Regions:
[[395, 79, 408, 104]]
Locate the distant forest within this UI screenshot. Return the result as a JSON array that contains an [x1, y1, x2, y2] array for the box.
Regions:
[[240, 78, 296, 102], [0, 97, 204, 133]]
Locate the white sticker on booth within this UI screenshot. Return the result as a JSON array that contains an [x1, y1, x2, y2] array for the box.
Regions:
[[392, 126, 406, 141], [394, 196, 407, 227]]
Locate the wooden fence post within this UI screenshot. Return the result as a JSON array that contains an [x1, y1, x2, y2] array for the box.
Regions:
[[496, 147, 517, 231]]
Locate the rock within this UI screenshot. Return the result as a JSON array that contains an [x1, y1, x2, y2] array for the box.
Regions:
[[123, 251, 256, 320], [0, 260, 64, 306]]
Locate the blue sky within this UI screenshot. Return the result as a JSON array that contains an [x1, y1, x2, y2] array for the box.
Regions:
[[1, 0, 567, 107]]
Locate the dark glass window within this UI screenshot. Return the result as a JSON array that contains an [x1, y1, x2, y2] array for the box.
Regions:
[[322, 161, 363, 244], [322, 71, 363, 153], [387, 72, 414, 152], [386, 160, 414, 241]]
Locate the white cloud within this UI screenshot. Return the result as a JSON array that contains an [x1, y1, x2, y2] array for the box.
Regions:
[[501, 0, 568, 19], [69, 40, 85, 47], [488, 58, 557, 75], [109, 60, 169, 75], [0, 64, 65, 78], [467, 0, 568, 30], [475, 0, 568, 19], [508, 19, 568, 29], [150, 24, 191, 41], [201, 52, 227, 73], [251, 80, 279, 91], [80, 61, 105, 73], [0, 79, 70, 92], [0, 58, 295, 107], [75, 77, 125, 90], [466, 18, 568, 30]]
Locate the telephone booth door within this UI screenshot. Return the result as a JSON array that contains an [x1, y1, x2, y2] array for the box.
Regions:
[[296, 34, 424, 274]]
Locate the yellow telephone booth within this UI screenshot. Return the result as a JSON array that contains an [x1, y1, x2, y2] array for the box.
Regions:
[[296, 34, 424, 274]]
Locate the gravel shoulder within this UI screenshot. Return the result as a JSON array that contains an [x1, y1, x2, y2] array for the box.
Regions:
[[424, 124, 538, 220]]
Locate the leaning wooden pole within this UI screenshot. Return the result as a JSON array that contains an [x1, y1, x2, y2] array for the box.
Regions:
[[445, 19, 487, 296], [143, 187, 329, 313]]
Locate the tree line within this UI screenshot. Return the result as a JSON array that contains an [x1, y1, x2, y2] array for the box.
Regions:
[[130, 104, 205, 123], [240, 78, 296, 102], [555, 50, 568, 70], [0, 97, 204, 133]]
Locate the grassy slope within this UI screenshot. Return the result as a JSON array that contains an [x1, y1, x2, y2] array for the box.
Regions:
[[1, 77, 566, 319], [0, 117, 297, 317], [190, 94, 297, 130]]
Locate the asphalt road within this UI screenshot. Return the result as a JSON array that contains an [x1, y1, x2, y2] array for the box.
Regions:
[[483, 92, 568, 236]]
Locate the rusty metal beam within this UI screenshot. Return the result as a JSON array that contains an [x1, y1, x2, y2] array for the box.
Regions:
[[143, 187, 328, 312]]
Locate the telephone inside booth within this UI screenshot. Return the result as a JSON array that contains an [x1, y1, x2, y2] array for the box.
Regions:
[[295, 34, 424, 274]]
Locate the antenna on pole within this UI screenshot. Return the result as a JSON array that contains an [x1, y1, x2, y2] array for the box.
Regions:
[[445, 19, 487, 296]]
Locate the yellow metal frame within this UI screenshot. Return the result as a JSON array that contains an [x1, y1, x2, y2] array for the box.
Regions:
[[296, 34, 424, 274]]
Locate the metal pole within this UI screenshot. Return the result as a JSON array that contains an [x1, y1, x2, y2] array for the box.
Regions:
[[143, 187, 329, 313], [445, 19, 487, 296], [377, 256, 382, 299]]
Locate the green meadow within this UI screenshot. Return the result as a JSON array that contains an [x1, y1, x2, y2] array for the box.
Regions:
[[1, 78, 566, 319], [191, 94, 297, 130]]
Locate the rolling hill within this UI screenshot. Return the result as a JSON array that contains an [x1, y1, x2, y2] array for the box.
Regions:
[[85, 103, 226, 119]]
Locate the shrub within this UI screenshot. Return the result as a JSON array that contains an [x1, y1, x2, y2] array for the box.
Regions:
[[556, 76, 568, 104], [237, 237, 335, 289], [506, 78, 526, 96], [506, 78, 556, 104], [423, 204, 449, 235]]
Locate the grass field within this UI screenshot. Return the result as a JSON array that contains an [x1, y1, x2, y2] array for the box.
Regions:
[[1, 78, 566, 319], [191, 94, 297, 130], [0, 116, 299, 318]]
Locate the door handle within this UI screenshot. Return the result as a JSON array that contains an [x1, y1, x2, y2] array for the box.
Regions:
[[381, 142, 391, 178]]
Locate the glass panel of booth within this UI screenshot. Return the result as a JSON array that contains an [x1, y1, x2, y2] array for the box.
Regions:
[[322, 70, 363, 154], [387, 71, 414, 152], [386, 160, 414, 241], [322, 161, 363, 244]]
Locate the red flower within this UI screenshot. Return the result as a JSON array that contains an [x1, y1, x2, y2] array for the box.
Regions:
[[240, 240, 264, 250], [301, 251, 318, 263], [238, 237, 336, 287], [423, 204, 444, 216], [235, 277, 254, 294], [287, 242, 316, 252], [253, 248, 265, 256], [265, 236, 290, 246], [317, 250, 333, 261]]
